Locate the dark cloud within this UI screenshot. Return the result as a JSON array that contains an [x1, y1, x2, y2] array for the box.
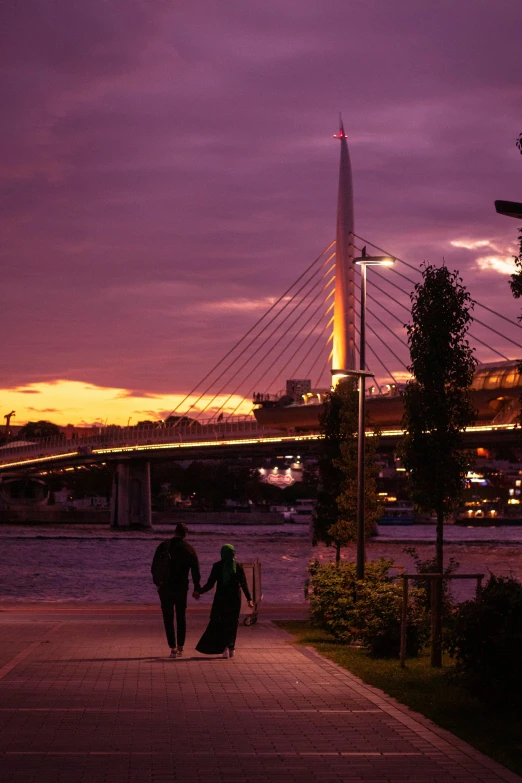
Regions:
[[117, 390, 161, 399], [2, 0, 522, 401]]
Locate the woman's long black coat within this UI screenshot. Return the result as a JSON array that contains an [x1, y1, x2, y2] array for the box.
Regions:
[[196, 561, 252, 654]]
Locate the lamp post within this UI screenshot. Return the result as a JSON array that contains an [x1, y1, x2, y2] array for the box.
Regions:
[[4, 411, 15, 443], [351, 248, 395, 580]]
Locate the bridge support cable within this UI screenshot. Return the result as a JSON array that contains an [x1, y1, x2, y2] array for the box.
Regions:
[[469, 319, 522, 351], [179, 255, 335, 422], [373, 262, 522, 356], [217, 288, 335, 420], [353, 280, 411, 348], [354, 244, 522, 361], [365, 303, 409, 350], [375, 262, 522, 353], [365, 324, 407, 377], [262, 303, 334, 393], [314, 349, 334, 388], [226, 309, 334, 419], [172, 252, 335, 422], [365, 365, 384, 394], [355, 324, 402, 391], [194, 270, 336, 421], [364, 276, 413, 313], [468, 300, 522, 332], [468, 335, 510, 361], [295, 320, 334, 381], [303, 333, 334, 385], [355, 232, 522, 333], [164, 241, 335, 422], [366, 343, 398, 387], [226, 301, 333, 419]]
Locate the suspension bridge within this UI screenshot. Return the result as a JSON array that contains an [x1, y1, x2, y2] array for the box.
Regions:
[[1, 122, 521, 525]]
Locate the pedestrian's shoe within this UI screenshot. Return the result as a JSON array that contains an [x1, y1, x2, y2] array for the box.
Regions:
[[169, 648, 177, 658], [222, 648, 230, 659], [228, 648, 235, 658], [176, 647, 184, 658]]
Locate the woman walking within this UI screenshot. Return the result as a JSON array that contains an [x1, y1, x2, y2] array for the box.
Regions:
[[195, 544, 253, 659]]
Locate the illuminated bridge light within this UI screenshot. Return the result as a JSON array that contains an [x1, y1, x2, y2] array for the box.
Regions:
[[0, 424, 517, 471]]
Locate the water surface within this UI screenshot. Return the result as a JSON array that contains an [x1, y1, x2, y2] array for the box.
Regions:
[[1, 524, 521, 604]]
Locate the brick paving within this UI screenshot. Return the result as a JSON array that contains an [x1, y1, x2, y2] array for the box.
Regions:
[[0, 606, 520, 783]]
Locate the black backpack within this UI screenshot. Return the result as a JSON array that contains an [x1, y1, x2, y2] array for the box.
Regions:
[[151, 540, 171, 587]]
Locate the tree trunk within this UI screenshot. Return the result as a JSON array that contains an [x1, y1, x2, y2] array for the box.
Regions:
[[335, 543, 341, 563], [431, 508, 444, 667]]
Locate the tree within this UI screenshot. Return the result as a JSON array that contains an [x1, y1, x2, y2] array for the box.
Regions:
[[509, 226, 522, 304], [508, 133, 522, 318], [400, 264, 476, 665], [314, 380, 382, 562], [164, 415, 200, 428], [179, 461, 261, 509], [17, 420, 62, 440]]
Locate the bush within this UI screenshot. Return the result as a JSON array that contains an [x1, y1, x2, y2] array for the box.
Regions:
[[307, 559, 429, 657], [447, 575, 522, 705], [355, 580, 429, 657]]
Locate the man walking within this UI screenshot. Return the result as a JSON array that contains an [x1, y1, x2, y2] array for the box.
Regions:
[[152, 523, 201, 657]]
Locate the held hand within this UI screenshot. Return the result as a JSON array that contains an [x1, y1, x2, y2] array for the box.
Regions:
[[248, 600, 254, 608], [192, 591, 200, 600]]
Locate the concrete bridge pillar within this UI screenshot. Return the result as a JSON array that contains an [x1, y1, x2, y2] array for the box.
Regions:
[[111, 460, 152, 528]]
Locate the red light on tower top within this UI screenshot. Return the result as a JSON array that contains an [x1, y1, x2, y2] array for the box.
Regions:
[[333, 117, 347, 140]]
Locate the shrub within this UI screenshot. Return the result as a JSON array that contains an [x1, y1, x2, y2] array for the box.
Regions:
[[307, 559, 429, 657], [447, 575, 522, 704], [355, 580, 429, 657]]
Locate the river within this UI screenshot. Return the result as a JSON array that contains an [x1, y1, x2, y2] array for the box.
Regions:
[[1, 523, 522, 604]]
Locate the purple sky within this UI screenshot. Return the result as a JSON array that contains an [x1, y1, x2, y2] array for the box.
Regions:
[[2, 0, 522, 423]]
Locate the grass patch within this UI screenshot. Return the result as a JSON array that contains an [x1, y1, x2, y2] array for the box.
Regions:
[[278, 621, 522, 777]]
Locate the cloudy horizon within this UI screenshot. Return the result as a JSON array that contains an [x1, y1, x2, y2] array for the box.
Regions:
[[2, 0, 521, 425]]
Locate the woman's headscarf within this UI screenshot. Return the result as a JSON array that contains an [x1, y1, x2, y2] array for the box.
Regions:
[[220, 544, 237, 584]]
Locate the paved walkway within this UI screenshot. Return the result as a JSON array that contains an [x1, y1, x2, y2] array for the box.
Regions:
[[0, 606, 520, 783]]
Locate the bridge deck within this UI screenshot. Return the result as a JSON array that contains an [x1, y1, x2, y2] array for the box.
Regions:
[[0, 605, 519, 783], [0, 422, 520, 473]]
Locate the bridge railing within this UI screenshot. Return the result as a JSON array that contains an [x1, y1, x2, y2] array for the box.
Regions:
[[0, 418, 283, 464]]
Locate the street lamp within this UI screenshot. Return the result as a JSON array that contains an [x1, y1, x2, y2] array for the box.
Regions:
[[351, 248, 395, 580]]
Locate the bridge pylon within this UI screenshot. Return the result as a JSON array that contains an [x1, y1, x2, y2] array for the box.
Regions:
[[332, 119, 356, 386], [110, 460, 152, 528]]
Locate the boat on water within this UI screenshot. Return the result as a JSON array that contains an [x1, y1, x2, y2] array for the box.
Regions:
[[378, 501, 415, 526], [289, 499, 315, 524]]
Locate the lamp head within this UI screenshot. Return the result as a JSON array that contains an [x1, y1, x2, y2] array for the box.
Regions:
[[354, 255, 394, 266]]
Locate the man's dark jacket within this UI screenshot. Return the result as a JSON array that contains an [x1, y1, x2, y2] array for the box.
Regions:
[[161, 537, 201, 595]]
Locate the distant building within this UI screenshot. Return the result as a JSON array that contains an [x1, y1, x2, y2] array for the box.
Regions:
[[286, 379, 312, 402]]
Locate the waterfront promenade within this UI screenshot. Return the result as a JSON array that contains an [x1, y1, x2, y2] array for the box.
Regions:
[[0, 605, 520, 783]]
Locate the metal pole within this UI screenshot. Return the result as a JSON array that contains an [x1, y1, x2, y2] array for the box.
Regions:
[[356, 263, 367, 581], [400, 576, 409, 668]]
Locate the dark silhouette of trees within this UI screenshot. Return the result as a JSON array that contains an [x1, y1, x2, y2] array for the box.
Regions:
[[400, 264, 476, 666], [164, 415, 199, 428], [17, 420, 62, 440]]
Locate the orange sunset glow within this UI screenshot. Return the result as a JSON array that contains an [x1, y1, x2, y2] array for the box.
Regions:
[[1, 380, 253, 427]]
